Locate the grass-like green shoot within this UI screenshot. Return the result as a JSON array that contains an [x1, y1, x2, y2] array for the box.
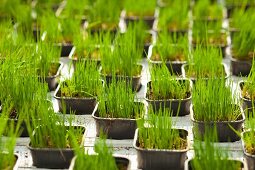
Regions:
[[137, 107, 187, 150], [98, 81, 143, 118], [124, 0, 156, 17], [61, 61, 102, 98], [158, 0, 190, 30], [192, 127, 243, 169], [151, 31, 189, 62], [149, 64, 190, 100], [186, 46, 224, 78], [192, 78, 241, 121]]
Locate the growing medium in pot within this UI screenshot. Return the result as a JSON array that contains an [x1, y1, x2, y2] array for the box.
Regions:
[[146, 64, 191, 116], [134, 107, 189, 169], [192, 78, 245, 142], [55, 61, 102, 114], [93, 81, 144, 139]]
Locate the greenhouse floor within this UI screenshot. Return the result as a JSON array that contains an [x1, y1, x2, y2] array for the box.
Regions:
[[13, 54, 246, 170]]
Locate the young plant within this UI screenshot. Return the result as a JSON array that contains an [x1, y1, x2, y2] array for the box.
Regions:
[[0, 110, 19, 169], [73, 31, 109, 60], [98, 81, 143, 119], [88, 0, 121, 30], [124, 0, 156, 17], [61, 0, 90, 19], [151, 31, 189, 62], [242, 60, 255, 100], [191, 128, 243, 169], [61, 61, 102, 98], [232, 23, 255, 60], [192, 21, 226, 45], [101, 24, 143, 77], [192, 78, 241, 121], [193, 0, 223, 20], [35, 42, 61, 77], [243, 108, 255, 155], [158, 0, 190, 31], [149, 64, 190, 100], [137, 107, 187, 150], [73, 135, 118, 170], [186, 46, 224, 78]]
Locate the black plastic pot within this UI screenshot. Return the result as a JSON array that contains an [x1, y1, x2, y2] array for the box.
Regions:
[[239, 81, 254, 110], [41, 62, 63, 91], [190, 105, 245, 142], [242, 131, 255, 170], [147, 45, 187, 75], [230, 57, 252, 76], [184, 158, 248, 170], [181, 63, 229, 84], [54, 85, 97, 115], [92, 102, 145, 139], [145, 79, 192, 116], [28, 126, 85, 169], [133, 128, 189, 170], [100, 65, 143, 91], [69, 155, 130, 170]]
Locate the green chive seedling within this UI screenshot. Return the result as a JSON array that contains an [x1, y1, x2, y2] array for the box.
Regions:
[[158, 0, 190, 31], [60, 61, 102, 98], [191, 128, 243, 170], [124, 0, 157, 17], [148, 64, 191, 100], [186, 46, 225, 79], [98, 81, 143, 119], [137, 107, 188, 150], [151, 31, 189, 62], [192, 78, 241, 121]]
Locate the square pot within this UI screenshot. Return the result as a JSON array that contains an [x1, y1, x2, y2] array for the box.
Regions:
[[190, 105, 245, 142], [92, 102, 145, 139], [54, 84, 97, 115], [100, 64, 143, 91], [133, 128, 189, 170], [145, 79, 192, 116], [147, 44, 187, 75], [230, 57, 252, 77], [28, 126, 86, 169]]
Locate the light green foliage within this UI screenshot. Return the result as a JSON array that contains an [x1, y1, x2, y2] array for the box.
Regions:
[[73, 136, 118, 170], [137, 107, 187, 150], [152, 31, 189, 62], [158, 0, 189, 30], [124, 0, 156, 16], [61, 61, 101, 98], [186, 46, 224, 78], [98, 81, 143, 118], [149, 64, 190, 99], [192, 128, 242, 170], [192, 78, 241, 121]]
